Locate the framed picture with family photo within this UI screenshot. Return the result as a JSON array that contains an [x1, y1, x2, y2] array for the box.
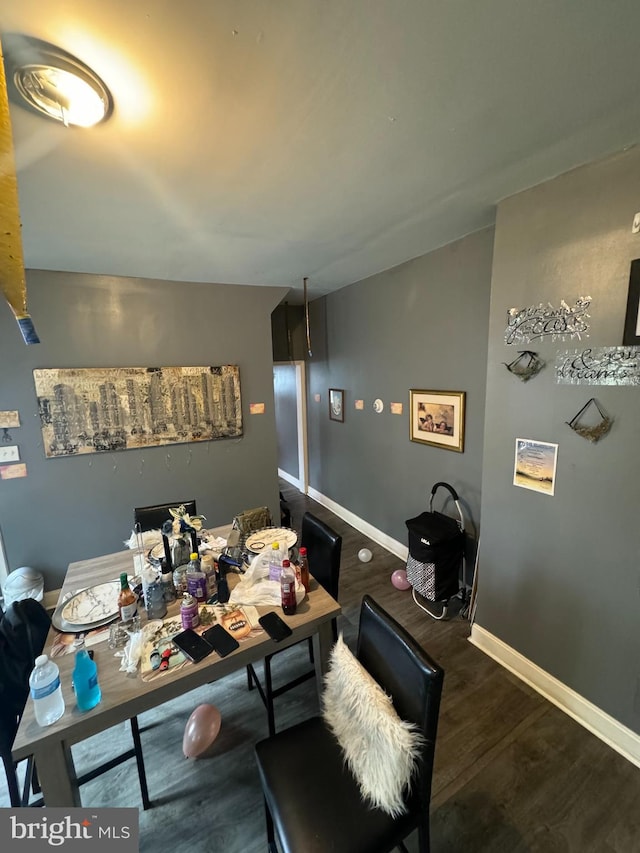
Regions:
[[409, 389, 466, 452]]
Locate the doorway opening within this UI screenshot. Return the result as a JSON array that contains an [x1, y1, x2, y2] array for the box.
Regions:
[[273, 361, 308, 493]]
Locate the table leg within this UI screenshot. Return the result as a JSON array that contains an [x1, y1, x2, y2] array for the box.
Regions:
[[312, 620, 333, 701], [32, 740, 80, 807]]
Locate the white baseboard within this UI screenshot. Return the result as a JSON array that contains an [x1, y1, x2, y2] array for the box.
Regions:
[[470, 623, 640, 769], [278, 468, 302, 490], [306, 486, 408, 561]]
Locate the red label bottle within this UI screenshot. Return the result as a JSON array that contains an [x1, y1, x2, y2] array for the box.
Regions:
[[280, 559, 297, 615], [298, 547, 310, 594]]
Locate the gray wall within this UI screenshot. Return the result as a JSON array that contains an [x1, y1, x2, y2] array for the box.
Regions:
[[0, 271, 286, 590], [479, 146, 640, 731], [271, 304, 306, 362], [306, 227, 494, 553], [274, 363, 299, 479]]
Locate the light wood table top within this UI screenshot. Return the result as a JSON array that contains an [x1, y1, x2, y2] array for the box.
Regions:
[[13, 530, 341, 807]]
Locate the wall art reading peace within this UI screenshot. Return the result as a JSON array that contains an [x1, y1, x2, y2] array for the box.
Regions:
[[33, 365, 242, 458]]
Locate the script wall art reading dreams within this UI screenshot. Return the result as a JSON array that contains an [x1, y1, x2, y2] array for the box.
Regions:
[[33, 365, 242, 458], [555, 346, 640, 386]]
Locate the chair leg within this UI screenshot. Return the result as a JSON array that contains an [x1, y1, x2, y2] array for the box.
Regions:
[[264, 657, 276, 737], [308, 619, 337, 660], [30, 761, 42, 795], [2, 752, 21, 807], [129, 717, 151, 810], [247, 664, 256, 691], [417, 816, 431, 853], [21, 757, 41, 807], [264, 797, 278, 853]]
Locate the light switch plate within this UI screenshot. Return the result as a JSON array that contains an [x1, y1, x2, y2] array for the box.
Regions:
[[0, 445, 19, 463]]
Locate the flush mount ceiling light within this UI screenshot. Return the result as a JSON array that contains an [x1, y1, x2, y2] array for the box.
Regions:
[[3, 34, 112, 127]]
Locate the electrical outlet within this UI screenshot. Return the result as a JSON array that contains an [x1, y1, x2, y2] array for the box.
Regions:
[[632, 212, 640, 234], [0, 445, 19, 463]]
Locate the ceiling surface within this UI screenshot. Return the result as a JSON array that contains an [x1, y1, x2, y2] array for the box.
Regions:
[[2, 1, 640, 303]]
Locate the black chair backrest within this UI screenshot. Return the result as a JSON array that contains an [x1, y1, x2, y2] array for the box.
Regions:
[[356, 595, 444, 814], [134, 500, 197, 533], [300, 512, 342, 600], [280, 492, 292, 528], [0, 599, 51, 751]]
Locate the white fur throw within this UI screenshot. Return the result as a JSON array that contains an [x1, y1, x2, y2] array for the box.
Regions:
[[322, 635, 423, 817], [124, 529, 162, 550]]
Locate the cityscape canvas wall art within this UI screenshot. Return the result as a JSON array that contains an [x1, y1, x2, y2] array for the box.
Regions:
[[33, 365, 243, 458]]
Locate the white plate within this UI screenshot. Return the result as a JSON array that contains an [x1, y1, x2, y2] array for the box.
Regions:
[[60, 581, 120, 626], [245, 527, 298, 553], [51, 606, 118, 634]]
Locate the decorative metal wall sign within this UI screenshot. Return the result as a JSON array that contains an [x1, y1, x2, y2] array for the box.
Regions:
[[33, 365, 243, 458], [503, 350, 545, 382], [555, 346, 640, 386], [505, 297, 591, 345], [566, 398, 613, 443]]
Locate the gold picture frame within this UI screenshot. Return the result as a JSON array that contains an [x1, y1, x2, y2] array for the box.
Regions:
[[409, 389, 465, 452]]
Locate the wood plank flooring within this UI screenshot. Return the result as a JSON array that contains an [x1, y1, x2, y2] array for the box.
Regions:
[[4, 481, 640, 851]]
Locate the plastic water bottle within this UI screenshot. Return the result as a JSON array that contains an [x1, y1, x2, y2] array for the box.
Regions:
[[72, 642, 102, 712], [269, 541, 283, 581], [186, 552, 207, 602], [29, 654, 65, 726]]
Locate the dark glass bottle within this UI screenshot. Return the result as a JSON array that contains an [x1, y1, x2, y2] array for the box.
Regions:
[[298, 546, 310, 594], [216, 558, 230, 603], [160, 557, 177, 602], [118, 572, 138, 622], [161, 534, 173, 571]]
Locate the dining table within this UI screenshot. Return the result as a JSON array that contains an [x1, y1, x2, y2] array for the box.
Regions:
[[12, 526, 341, 807]]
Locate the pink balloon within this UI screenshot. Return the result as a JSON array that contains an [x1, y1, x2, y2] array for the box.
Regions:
[[391, 569, 411, 591], [183, 704, 222, 758]]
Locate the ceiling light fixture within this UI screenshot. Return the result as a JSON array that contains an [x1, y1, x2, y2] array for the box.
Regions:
[[3, 35, 112, 128]]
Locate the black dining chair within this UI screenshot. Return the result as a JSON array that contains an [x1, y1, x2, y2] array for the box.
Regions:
[[254, 595, 445, 853], [246, 511, 342, 735], [299, 512, 342, 643], [1, 599, 151, 810], [133, 500, 197, 533], [0, 598, 49, 807], [279, 492, 292, 528], [231, 506, 273, 551]]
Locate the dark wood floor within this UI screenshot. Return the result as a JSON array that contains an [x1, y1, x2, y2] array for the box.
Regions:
[[6, 482, 640, 851]]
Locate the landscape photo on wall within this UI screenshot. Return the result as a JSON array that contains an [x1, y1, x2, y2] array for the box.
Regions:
[[33, 365, 242, 458]]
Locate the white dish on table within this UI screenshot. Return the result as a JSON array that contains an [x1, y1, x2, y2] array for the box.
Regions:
[[245, 527, 298, 553]]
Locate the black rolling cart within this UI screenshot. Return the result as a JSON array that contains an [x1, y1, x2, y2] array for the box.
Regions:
[[405, 481, 467, 620]]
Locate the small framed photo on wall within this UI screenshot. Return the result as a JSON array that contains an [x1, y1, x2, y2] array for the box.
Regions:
[[623, 258, 640, 345], [409, 389, 465, 452], [329, 388, 344, 422]]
